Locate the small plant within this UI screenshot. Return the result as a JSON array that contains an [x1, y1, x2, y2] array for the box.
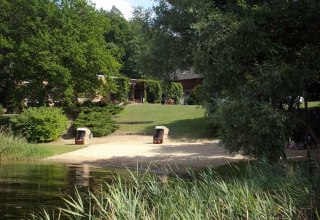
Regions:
[[10, 107, 68, 143], [73, 106, 119, 137]]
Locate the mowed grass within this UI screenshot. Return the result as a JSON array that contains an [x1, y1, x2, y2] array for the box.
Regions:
[[40, 144, 86, 156], [114, 103, 209, 140], [300, 101, 320, 109]]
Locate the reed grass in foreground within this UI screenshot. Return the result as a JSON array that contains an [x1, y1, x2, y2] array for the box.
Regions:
[[32, 161, 320, 220], [0, 128, 51, 160]]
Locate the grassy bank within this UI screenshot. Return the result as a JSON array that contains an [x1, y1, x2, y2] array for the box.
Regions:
[[115, 104, 208, 140], [0, 129, 85, 161], [300, 101, 320, 109], [0, 129, 51, 160], [33, 161, 319, 220]]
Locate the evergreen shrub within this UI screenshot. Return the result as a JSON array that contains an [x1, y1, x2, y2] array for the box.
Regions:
[[73, 106, 119, 137]]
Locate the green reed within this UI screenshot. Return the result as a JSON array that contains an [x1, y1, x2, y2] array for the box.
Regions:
[[32, 161, 320, 220], [0, 127, 51, 160]]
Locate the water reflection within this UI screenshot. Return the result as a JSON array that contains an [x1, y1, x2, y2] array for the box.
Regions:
[[0, 162, 122, 219]]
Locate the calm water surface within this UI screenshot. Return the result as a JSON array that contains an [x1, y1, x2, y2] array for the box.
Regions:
[[0, 162, 126, 219]]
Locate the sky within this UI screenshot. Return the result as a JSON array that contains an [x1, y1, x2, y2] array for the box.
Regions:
[[89, 0, 155, 19]]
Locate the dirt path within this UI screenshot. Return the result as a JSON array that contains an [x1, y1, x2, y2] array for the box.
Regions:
[[45, 135, 319, 171]]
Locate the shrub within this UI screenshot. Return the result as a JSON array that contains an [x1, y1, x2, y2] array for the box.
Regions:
[[144, 80, 162, 103], [187, 85, 204, 105], [73, 107, 119, 137], [214, 98, 294, 160], [10, 107, 68, 143], [164, 82, 183, 104], [134, 80, 162, 103], [113, 77, 130, 103]]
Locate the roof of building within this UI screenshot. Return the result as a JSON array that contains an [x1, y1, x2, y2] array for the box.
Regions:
[[172, 67, 202, 81]]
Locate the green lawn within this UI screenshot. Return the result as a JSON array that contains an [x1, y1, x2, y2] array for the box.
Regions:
[[114, 103, 210, 140], [300, 101, 320, 109], [40, 144, 86, 156]]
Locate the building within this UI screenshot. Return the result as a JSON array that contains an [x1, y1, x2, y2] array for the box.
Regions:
[[172, 67, 203, 103]]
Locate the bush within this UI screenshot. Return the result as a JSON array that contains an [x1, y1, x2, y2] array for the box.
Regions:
[[214, 98, 294, 160], [165, 82, 183, 104], [113, 77, 130, 103], [187, 85, 203, 105], [73, 107, 119, 137], [144, 80, 162, 103], [10, 107, 68, 143]]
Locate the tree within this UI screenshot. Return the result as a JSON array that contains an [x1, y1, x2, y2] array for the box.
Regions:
[[135, 0, 320, 160], [194, 0, 320, 160], [133, 1, 196, 80], [103, 6, 140, 78], [0, 0, 120, 108]]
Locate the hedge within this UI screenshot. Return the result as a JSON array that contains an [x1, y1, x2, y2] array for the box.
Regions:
[[164, 82, 183, 104], [113, 76, 130, 103]]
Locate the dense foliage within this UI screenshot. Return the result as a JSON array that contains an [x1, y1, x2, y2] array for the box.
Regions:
[[34, 161, 319, 219], [135, 0, 320, 160], [104, 7, 140, 79], [10, 107, 68, 142], [0, 0, 121, 108], [133, 3, 195, 80], [197, 0, 320, 160], [111, 76, 130, 103], [164, 82, 183, 104], [138, 80, 163, 103], [187, 85, 203, 105], [73, 106, 121, 137]]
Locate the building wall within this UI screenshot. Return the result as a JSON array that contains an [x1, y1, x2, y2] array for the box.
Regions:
[[178, 78, 203, 94]]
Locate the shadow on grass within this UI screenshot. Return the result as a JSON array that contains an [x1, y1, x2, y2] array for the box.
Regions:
[[144, 118, 214, 141]]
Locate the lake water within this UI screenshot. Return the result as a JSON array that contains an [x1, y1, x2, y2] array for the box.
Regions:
[[0, 162, 126, 219]]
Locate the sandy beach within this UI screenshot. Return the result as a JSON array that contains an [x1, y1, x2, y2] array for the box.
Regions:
[[45, 135, 247, 171], [44, 135, 319, 172]]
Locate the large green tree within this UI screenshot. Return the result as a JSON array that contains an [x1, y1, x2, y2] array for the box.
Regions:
[[133, 1, 195, 80], [103, 7, 140, 78], [0, 0, 120, 108], [137, 0, 320, 160], [195, 0, 320, 160]]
